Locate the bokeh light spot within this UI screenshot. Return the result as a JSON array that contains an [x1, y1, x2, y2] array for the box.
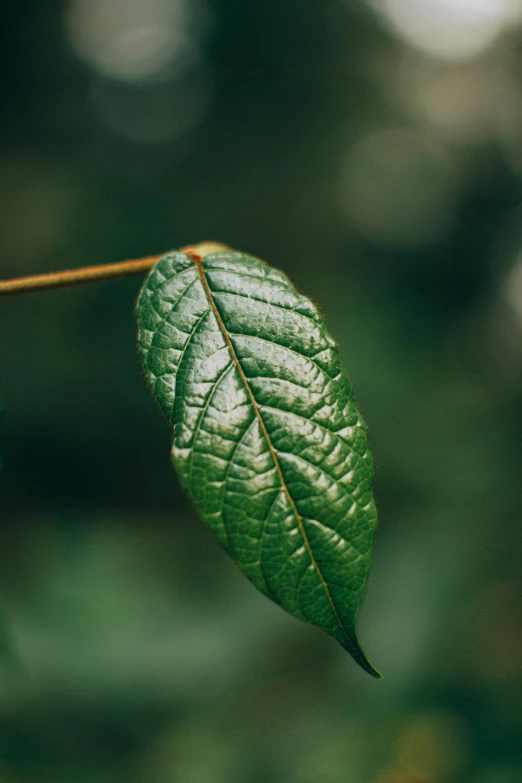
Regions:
[[91, 67, 213, 145], [339, 127, 456, 248], [66, 0, 208, 81], [368, 0, 522, 61]]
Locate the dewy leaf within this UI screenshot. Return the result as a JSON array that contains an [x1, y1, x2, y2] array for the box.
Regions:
[[136, 245, 381, 677]]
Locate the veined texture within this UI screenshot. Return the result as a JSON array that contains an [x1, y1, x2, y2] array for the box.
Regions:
[[137, 247, 380, 677]]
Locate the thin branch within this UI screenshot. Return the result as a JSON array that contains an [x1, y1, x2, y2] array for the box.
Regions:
[[0, 256, 161, 296], [0, 242, 232, 297]]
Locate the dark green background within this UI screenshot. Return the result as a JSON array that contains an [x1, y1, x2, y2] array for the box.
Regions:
[[1, 1, 521, 781]]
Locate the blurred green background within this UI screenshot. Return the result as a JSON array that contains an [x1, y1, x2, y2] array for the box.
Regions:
[[1, 1, 522, 781]]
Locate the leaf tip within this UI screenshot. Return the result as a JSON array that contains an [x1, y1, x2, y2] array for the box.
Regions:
[[355, 652, 382, 679], [340, 628, 382, 679]]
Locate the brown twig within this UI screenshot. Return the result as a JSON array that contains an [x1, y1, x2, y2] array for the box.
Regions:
[[0, 243, 231, 297], [0, 256, 161, 296]]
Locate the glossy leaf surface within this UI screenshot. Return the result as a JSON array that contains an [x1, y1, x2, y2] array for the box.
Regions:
[[137, 247, 380, 676]]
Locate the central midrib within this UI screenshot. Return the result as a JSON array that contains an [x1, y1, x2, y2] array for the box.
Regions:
[[191, 254, 362, 662]]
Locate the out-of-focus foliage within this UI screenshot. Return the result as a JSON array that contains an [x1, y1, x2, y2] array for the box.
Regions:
[[1, 1, 522, 781]]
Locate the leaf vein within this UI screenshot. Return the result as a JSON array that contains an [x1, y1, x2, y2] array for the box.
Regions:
[[227, 332, 342, 388], [195, 258, 362, 661], [212, 289, 322, 328], [185, 361, 234, 482]]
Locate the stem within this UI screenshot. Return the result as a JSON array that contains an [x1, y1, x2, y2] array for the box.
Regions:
[[0, 243, 230, 297], [0, 256, 161, 296]]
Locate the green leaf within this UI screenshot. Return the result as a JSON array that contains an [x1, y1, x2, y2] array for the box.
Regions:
[[137, 246, 380, 677]]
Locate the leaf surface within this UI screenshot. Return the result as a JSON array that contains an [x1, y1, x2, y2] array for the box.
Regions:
[[137, 247, 380, 676]]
